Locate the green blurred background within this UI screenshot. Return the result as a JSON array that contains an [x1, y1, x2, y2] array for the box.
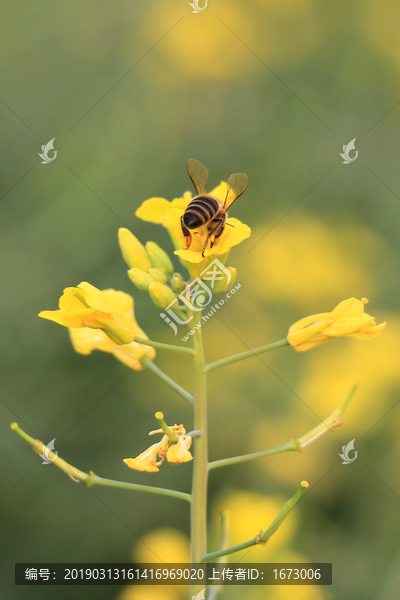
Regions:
[[1, 0, 400, 598]]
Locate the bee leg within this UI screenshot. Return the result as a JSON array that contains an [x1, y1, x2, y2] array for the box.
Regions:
[[180, 215, 192, 249], [202, 218, 225, 257]]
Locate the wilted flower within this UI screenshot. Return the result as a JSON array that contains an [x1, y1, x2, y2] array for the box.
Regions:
[[124, 440, 169, 473], [288, 297, 386, 352], [166, 435, 193, 464], [124, 423, 192, 473]]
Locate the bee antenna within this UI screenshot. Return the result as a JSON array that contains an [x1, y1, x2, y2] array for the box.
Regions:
[[225, 223, 235, 228]]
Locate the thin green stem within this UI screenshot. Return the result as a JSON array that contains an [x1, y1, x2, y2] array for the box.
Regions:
[[199, 481, 308, 562], [134, 336, 194, 355], [142, 357, 194, 405], [201, 538, 255, 562], [208, 384, 357, 471], [190, 310, 208, 596], [205, 339, 289, 372], [89, 474, 190, 502], [10, 422, 191, 503], [186, 430, 202, 438], [218, 510, 230, 564], [209, 440, 297, 471]]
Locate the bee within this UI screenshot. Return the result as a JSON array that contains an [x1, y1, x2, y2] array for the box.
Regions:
[[181, 158, 249, 257]]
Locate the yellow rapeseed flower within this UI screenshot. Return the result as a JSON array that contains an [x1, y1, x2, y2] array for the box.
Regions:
[[124, 424, 192, 473], [68, 289, 155, 370], [136, 183, 250, 278], [40, 286, 155, 368], [69, 327, 155, 371], [39, 282, 140, 345], [288, 297, 386, 352]]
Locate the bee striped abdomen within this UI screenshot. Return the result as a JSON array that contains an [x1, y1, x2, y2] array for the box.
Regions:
[[183, 196, 220, 229]]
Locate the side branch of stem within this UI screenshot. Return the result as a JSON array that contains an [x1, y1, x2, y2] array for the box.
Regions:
[[142, 357, 194, 405], [135, 336, 195, 355], [199, 481, 308, 562], [10, 423, 191, 503], [205, 339, 290, 372], [208, 385, 357, 470]]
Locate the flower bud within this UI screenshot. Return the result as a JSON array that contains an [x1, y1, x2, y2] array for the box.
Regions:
[[145, 241, 174, 274], [148, 282, 177, 310], [118, 228, 151, 271], [212, 267, 237, 294], [128, 268, 155, 291], [148, 268, 167, 284], [171, 272, 186, 293]]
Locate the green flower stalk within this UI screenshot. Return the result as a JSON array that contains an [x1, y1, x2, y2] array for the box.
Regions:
[[12, 159, 387, 600]]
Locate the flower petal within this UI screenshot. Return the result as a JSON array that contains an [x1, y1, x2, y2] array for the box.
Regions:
[[174, 249, 205, 263], [69, 327, 115, 355], [351, 321, 387, 340], [209, 181, 228, 201], [331, 297, 366, 320], [123, 457, 159, 473], [78, 282, 113, 313], [123, 441, 163, 472], [135, 198, 171, 224], [288, 313, 330, 334], [101, 289, 134, 320], [171, 194, 192, 209], [59, 287, 85, 311], [166, 436, 193, 464], [287, 318, 332, 348], [204, 219, 251, 256], [39, 309, 69, 326]]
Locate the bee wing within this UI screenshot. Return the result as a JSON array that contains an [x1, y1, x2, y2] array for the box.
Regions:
[[224, 173, 249, 209], [187, 159, 208, 195]]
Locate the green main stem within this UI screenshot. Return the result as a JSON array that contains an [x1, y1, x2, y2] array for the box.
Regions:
[[190, 310, 208, 593]]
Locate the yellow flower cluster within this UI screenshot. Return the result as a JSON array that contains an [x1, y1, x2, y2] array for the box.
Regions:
[[135, 182, 250, 279], [124, 423, 192, 473], [288, 297, 386, 352]]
